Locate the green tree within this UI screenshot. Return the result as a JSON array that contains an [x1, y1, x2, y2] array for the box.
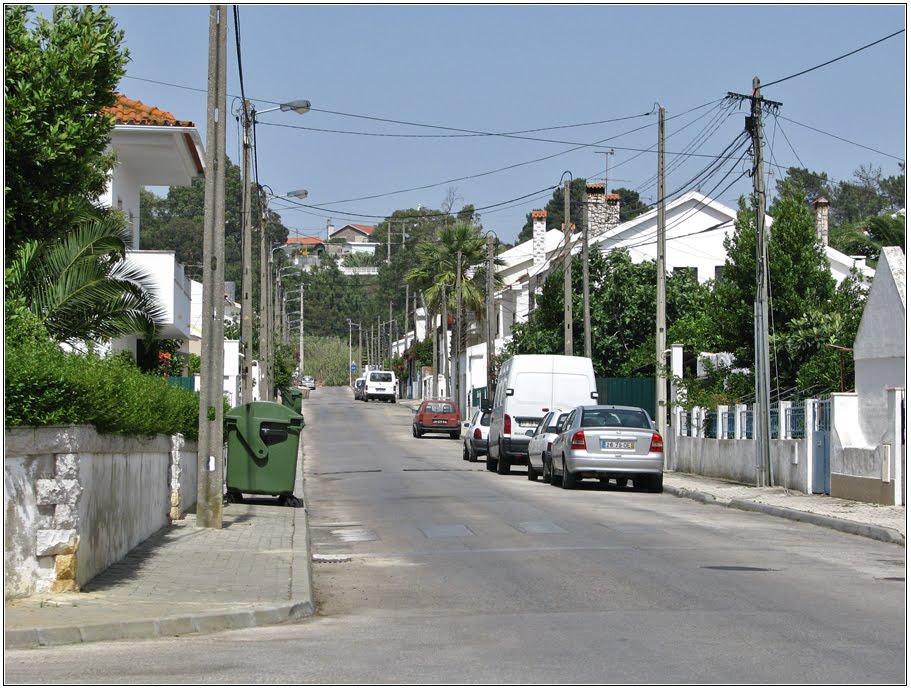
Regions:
[[5, 211, 165, 346], [517, 178, 588, 243], [508, 249, 713, 378], [5, 5, 129, 254], [614, 187, 650, 222]]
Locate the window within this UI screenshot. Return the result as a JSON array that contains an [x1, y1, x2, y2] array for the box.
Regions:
[[370, 372, 393, 383], [548, 413, 569, 434]]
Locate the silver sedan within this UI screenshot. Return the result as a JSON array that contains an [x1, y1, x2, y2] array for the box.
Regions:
[[549, 405, 664, 492]]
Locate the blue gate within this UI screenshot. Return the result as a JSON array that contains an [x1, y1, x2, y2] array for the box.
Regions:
[[811, 399, 831, 495]]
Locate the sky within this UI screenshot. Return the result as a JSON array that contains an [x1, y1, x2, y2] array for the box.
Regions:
[[80, 4, 907, 244]]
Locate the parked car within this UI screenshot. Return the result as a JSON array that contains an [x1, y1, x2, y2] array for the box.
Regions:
[[549, 405, 663, 492], [301, 375, 316, 390], [462, 408, 491, 462], [526, 408, 570, 482], [487, 355, 599, 475], [353, 377, 365, 401], [365, 370, 397, 403], [413, 399, 461, 439]]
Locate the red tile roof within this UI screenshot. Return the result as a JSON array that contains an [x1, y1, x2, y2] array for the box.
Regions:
[[348, 224, 375, 235], [103, 94, 195, 127], [285, 237, 324, 245]]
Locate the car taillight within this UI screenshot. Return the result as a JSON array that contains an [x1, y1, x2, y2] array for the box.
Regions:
[[504, 414, 512, 434], [473, 428, 482, 440], [546, 441, 552, 451], [571, 431, 586, 450], [650, 433, 664, 452]]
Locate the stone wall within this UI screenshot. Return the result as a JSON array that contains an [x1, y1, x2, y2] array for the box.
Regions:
[[4, 427, 197, 599]]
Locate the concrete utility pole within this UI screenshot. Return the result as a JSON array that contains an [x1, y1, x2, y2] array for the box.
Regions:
[[485, 234, 496, 404], [441, 282, 449, 399], [298, 283, 303, 374], [728, 80, 780, 488], [240, 99, 254, 404], [454, 251, 462, 418], [258, 190, 270, 401], [582, 197, 592, 359], [197, 4, 227, 529], [563, 178, 573, 356], [656, 105, 668, 446]]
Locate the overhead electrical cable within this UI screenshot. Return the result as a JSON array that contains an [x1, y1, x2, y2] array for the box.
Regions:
[[762, 29, 904, 89], [775, 115, 903, 161]]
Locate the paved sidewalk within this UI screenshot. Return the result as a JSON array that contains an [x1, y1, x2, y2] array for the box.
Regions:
[[5, 465, 904, 650]]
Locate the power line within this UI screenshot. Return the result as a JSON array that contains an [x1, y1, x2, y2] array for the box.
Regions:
[[775, 115, 904, 162], [763, 29, 904, 89]]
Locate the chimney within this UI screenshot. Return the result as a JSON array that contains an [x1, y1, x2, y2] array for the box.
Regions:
[[814, 197, 829, 246], [586, 182, 607, 238], [326, 217, 335, 240], [605, 193, 621, 233], [532, 209, 547, 268]]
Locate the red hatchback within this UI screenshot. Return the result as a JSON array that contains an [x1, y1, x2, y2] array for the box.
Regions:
[[413, 399, 461, 439]]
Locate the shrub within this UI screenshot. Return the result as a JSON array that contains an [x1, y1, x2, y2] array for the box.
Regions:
[[5, 299, 201, 439]]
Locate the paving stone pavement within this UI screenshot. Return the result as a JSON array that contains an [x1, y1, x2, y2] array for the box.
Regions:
[[4, 462, 905, 650]]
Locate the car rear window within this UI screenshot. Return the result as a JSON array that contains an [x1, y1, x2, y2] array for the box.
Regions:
[[425, 402, 455, 414], [480, 411, 491, 426], [582, 409, 650, 429], [370, 373, 393, 383]]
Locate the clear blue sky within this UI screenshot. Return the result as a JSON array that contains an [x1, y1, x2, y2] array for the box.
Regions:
[[96, 4, 906, 243]]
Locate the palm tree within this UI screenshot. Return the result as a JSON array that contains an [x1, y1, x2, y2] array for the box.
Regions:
[[6, 211, 165, 346], [405, 222, 502, 397]]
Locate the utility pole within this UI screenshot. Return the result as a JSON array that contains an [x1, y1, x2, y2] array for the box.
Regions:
[[257, 190, 270, 401], [582, 196, 592, 359], [728, 79, 780, 487], [197, 4, 227, 529], [240, 99, 254, 404], [656, 106, 668, 446], [298, 283, 303, 374], [563, 179, 573, 356], [454, 251, 462, 418], [486, 234, 496, 404], [441, 282, 449, 398]]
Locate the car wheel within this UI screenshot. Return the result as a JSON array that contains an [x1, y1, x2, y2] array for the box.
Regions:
[[412, 425, 418, 438], [561, 458, 577, 490], [463, 442, 470, 461], [549, 459, 562, 486], [467, 444, 478, 462], [450, 431, 459, 440], [542, 455, 552, 483], [527, 463, 539, 481], [486, 454, 497, 472], [497, 455, 510, 475], [647, 473, 664, 493]]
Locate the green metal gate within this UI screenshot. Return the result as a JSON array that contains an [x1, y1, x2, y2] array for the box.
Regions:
[[596, 377, 656, 418]]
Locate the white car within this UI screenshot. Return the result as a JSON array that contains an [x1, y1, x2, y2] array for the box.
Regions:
[[526, 408, 570, 482], [462, 409, 491, 462], [365, 370, 397, 403]]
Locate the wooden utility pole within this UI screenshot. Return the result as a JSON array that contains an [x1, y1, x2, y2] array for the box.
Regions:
[[197, 5, 227, 529], [563, 179, 573, 356], [656, 105, 668, 445], [486, 234, 496, 404], [728, 80, 780, 487]]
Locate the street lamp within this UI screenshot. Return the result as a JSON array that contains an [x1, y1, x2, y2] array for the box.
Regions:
[[347, 319, 361, 387], [252, 101, 310, 402]]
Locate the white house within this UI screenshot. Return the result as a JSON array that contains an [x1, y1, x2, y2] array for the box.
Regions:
[[102, 94, 205, 363], [830, 246, 906, 504]]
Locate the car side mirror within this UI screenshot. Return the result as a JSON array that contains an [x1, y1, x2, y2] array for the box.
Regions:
[[590, 391, 599, 400], [651, 421, 657, 430]]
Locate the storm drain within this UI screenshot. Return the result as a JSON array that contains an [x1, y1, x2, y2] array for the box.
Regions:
[[420, 524, 474, 538], [879, 577, 905, 582], [312, 554, 352, 563], [701, 565, 775, 572], [515, 521, 568, 535], [330, 528, 378, 542]]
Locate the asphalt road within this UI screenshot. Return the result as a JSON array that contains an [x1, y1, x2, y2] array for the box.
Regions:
[[5, 387, 906, 685]]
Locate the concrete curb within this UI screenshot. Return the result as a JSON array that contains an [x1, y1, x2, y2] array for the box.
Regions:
[[666, 484, 906, 547], [4, 600, 315, 650]]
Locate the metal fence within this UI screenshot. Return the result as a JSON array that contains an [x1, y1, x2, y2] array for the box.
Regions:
[[680, 400, 813, 440]]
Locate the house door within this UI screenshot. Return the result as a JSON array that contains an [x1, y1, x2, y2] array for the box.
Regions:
[[811, 399, 831, 495]]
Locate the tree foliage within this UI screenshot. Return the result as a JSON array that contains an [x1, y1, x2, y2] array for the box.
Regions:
[[4, 5, 129, 255], [5, 211, 165, 346]]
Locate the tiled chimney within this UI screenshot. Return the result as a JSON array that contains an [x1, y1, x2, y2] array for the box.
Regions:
[[814, 197, 829, 246], [532, 209, 547, 268]]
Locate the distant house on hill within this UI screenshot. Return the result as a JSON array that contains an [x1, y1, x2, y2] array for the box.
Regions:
[[329, 223, 376, 243]]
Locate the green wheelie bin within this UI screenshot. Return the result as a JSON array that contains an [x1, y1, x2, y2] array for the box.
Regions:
[[225, 401, 305, 506], [281, 387, 303, 415]]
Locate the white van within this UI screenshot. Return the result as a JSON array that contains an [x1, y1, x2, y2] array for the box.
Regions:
[[487, 355, 598, 475], [365, 370, 397, 403]]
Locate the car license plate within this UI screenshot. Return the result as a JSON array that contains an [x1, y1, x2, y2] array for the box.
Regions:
[[433, 419, 446, 424], [601, 439, 634, 450], [377, 388, 386, 392]]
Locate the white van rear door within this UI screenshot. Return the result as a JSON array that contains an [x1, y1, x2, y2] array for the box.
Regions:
[[512, 372, 553, 430], [552, 373, 596, 409]]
